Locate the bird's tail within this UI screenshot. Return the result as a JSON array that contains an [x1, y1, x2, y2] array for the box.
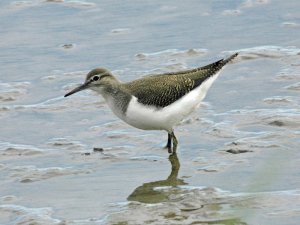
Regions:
[[222, 52, 239, 65], [198, 52, 238, 72]]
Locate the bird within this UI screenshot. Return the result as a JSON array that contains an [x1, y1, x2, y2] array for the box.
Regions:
[[64, 53, 238, 154]]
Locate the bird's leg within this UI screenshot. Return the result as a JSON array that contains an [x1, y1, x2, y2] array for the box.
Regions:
[[165, 133, 172, 153], [170, 131, 178, 154]]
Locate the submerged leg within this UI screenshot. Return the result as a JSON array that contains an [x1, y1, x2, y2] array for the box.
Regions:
[[165, 133, 172, 152], [170, 131, 178, 154]]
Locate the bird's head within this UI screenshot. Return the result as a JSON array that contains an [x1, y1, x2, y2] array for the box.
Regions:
[[64, 68, 116, 97]]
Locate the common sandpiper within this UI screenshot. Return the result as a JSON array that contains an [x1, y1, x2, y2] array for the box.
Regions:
[[64, 53, 238, 154]]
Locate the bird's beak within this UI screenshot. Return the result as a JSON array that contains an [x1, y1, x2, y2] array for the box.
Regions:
[[64, 82, 90, 97]]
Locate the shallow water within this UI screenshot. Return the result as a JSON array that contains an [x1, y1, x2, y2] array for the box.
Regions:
[[1, 0, 300, 224]]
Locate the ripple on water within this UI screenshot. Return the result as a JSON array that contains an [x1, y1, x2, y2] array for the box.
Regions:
[[60, 43, 76, 50], [220, 132, 281, 154], [45, 0, 64, 2], [193, 153, 241, 172], [0, 195, 19, 204], [221, 0, 271, 17], [110, 28, 131, 34], [281, 21, 300, 28], [222, 9, 242, 16], [62, 70, 87, 78], [44, 0, 97, 9], [239, 0, 270, 9], [197, 165, 225, 172], [220, 108, 300, 130], [0, 94, 102, 115], [10, 1, 37, 9], [258, 110, 300, 128], [62, 0, 96, 9], [263, 96, 293, 105], [41, 70, 85, 82], [205, 121, 238, 138], [0, 81, 30, 102], [135, 48, 208, 61], [130, 155, 166, 162], [0, 164, 6, 170], [11, 0, 94, 10], [276, 72, 300, 81], [10, 165, 91, 183], [225, 46, 300, 61], [93, 146, 131, 160], [285, 82, 300, 91], [0, 142, 45, 158], [104, 186, 300, 225], [0, 204, 62, 225], [46, 137, 86, 151]]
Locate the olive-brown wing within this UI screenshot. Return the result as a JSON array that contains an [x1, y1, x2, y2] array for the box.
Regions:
[[124, 75, 195, 108]]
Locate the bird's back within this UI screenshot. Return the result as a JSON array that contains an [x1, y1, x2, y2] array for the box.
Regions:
[[124, 53, 238, 108]]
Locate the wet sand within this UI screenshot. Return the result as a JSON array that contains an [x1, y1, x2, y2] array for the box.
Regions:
[[1, 0, 300, 224]]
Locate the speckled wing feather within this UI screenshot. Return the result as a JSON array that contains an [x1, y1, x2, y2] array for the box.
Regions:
[[124, 53, 238, 108]]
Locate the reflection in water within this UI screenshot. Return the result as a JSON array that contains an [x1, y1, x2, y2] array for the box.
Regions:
[[126, 154, 248, 225], [127, 153, 187, 203]]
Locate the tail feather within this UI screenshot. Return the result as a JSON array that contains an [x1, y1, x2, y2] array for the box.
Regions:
[[200, 52, 238, 71], [222, 52, 239, 65], [192, 52, 238, 88]]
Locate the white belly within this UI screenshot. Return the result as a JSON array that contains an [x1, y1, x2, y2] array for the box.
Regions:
[[124, 72, 220, 132]]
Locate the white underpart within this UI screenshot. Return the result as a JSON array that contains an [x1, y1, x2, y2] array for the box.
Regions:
[[124, 72, 221, 132]]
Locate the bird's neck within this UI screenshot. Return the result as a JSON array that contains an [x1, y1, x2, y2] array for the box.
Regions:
[[97, 81, 132, 116]]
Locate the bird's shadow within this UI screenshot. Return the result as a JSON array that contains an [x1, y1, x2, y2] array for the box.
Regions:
[[127, 153, 187, 203]]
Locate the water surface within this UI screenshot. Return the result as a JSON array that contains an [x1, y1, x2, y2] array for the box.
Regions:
[[1, 1, 300, 224]]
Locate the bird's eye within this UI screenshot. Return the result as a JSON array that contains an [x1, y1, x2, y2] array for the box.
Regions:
[[93, 75, 99, 81]]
